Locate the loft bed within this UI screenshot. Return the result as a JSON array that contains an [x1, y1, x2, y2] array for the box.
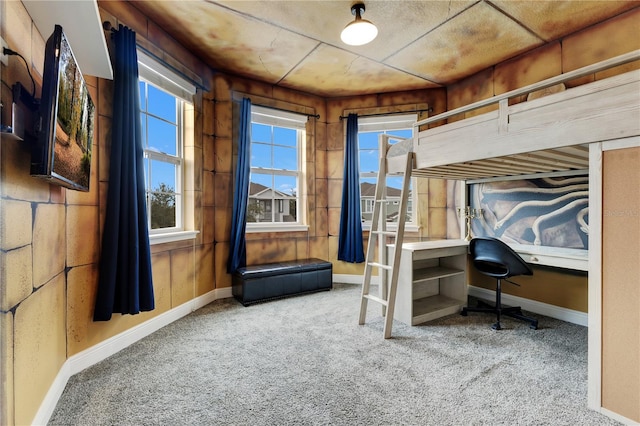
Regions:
[[375, 52, 639, 397], [384, 50, 639, 270], [415, 51, 638, 180], [387, 50, 640, 181]]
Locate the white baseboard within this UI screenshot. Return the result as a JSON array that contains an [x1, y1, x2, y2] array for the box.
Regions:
[[33, 287, 232, 426], [598, 407, 640, 425], [467, 285, 588, 327]]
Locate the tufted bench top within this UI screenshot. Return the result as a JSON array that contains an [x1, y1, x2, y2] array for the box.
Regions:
[[232, 258, 332, 306], [234, 258, 332, 279]]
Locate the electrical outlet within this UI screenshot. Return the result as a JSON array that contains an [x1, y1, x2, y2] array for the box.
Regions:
[[0, 36, 9, 66]]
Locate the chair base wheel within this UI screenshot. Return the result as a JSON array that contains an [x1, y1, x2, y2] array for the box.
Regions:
[[461, 301, 538, 330]]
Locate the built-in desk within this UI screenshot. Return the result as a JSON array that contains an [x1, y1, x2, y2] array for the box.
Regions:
[[390, 240, 469, 326], [390, 239, 587, 327], [509, 243, 588, 271]]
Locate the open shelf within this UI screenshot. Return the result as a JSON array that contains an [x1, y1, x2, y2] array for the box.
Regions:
[[412, 294, 465, 325], [393, 240, 468, 327], [413, 266, 464, 283]]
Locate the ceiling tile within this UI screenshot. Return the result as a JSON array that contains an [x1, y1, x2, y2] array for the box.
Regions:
[[281, 44, 439, 97], [215, 1, 476, 61], [490, 0, 640, 42], [134, 0, 319, 84], [387, 1, 545, 84]]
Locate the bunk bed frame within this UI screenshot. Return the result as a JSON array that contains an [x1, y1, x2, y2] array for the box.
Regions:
[[383, 49, 640, 418], [386, 50, 640, 180]]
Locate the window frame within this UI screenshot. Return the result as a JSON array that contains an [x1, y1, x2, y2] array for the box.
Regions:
[[246, 105, 308, 233], [357, 114, 419, 232], [137, 50, 198, 244]]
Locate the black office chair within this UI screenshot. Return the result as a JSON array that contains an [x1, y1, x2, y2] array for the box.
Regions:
[[461, 237, 538, 330]]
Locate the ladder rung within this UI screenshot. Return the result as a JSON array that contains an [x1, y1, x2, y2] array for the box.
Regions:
[[364, 294, 388, 306], [375, 199, 397, 203], [371, 230, 396, 237], [367, 261, 392, 271]]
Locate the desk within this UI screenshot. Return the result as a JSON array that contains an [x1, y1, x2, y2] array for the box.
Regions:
[[391, 240, 468, 326], [509, 243, 588, 271], [391, 239, 587, 327]]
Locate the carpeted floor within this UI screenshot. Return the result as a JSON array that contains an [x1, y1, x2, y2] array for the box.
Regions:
[[49, 283, 620, 425]]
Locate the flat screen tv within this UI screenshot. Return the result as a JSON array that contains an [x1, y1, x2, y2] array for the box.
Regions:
[[31, 24, 95, 192]]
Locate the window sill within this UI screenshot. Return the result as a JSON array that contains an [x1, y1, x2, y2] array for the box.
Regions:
[[247, 224, 309, 233], [149, 230, 199, 245]]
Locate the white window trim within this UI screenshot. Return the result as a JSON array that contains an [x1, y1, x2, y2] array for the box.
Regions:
[[149, 230, 199, 245], [246, 105, 307, 230], [247, 224, 309, 233], [358, 114, 419, 232], [138, 50, 196, 102], [138, 50, 196, 244]]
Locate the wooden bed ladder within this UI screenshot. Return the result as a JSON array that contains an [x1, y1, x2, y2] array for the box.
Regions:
[[358, 136, 414, 339]]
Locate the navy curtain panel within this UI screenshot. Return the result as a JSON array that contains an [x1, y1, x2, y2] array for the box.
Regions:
[[227, 98, 252, 273], [94, 25, 154, 321], [338, 113, 365, 263]]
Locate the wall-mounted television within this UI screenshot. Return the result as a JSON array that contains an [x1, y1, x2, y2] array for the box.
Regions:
[[31, 24, 95, 192]]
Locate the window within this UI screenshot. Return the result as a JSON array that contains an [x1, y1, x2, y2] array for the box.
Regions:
[[358, 114, 417, 229], [137, 51, 196, 242], [247, 106, 306, 230]]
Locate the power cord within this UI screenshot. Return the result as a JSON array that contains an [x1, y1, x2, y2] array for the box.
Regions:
[[3, 47, 36, 99], [504, 278, 521, 287]]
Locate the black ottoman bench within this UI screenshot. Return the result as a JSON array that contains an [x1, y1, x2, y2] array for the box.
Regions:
[[232, 258, 332, 306]]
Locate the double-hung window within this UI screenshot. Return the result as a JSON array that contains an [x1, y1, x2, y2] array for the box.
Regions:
[[358, 114, 417, 230], [247, 105, 307, 231], [137, 51, 196, 242]]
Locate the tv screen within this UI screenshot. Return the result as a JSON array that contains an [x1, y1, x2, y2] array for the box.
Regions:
[[31, 24, 95, 192]]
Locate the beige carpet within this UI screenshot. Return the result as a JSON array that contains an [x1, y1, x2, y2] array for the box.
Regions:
[[49, 283, 620, 425]]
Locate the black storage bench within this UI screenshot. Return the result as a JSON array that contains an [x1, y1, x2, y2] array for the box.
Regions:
[[232, 258, 332, 306]]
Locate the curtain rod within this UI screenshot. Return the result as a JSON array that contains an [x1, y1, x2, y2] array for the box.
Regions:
[[103, 21, 208, 92], [102, 21, 117, 33], [225, 96, 320, 120], [339, 108, 433, 120], [256, 103, 320, 120]]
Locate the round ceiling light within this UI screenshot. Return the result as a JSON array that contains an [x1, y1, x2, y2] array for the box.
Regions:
[[340, 3, 378, 46]]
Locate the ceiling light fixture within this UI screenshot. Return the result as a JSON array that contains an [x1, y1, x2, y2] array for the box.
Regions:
[[340, 3, 378, 46]]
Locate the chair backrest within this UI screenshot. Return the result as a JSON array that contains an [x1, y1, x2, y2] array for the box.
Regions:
[[469, 237, 533, 279]]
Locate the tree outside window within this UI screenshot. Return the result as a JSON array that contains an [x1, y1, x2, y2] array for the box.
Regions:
[[139, 79, 184, 232]]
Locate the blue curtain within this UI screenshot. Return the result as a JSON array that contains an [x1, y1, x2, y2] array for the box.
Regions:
[[338, 113, 365, 263], [94, 25, 154, 321], [227, 98, 252, 273]]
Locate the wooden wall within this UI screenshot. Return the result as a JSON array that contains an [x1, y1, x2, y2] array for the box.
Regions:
[[602, 147, 640, 422], [1, 1, 638, 424]]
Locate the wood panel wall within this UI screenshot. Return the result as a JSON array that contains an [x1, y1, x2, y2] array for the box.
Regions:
[[602, 147, 640, 422]]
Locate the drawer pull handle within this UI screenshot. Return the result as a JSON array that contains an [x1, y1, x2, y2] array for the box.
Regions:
[[530, 256, 539, 262]]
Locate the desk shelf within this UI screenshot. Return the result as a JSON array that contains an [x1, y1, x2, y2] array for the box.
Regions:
[[391, 240, 468, 326], [412, 294, 464, 324], [413, 266, 465, 283]]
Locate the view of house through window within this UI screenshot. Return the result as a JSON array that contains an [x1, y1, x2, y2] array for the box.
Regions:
[[358, 114, 417, 226], [138, 52, 196, 234], [248, 106, 306, 225]]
